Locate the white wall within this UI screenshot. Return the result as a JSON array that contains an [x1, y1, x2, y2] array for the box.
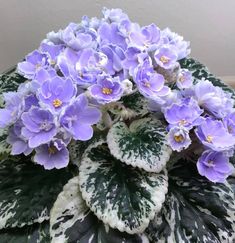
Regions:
[[0, 0, 235, 77]]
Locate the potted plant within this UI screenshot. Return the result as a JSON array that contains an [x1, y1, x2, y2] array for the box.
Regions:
[[0, 8, 234, 243]]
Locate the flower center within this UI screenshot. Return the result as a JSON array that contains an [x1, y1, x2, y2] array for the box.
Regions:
[[174, 134, 184, 143], [179, 119, 187, 126], [102, 87, 113, 95], [144, 81, 151, 88], [206, 135, 213, 143], [207, 160, 215, 167], [160, 56, 170, 64], [50, 59, 56, 65], [53, 99, 62, 108], [40, 121, 52, 131], [48, 146, 57, 155], [35, 63, 41, 69], [179, 75, 185, 82]]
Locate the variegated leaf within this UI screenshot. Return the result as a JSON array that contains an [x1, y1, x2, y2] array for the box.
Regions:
[[50, 176, 150, 243], [146, 159, 235, 243], [180, 58, 235, 99], [107, 118, 171, 172], [0, 156, 72, 229], [121, 92, 148, 116], [0, 128, 11, 155], [0, 221, 50, 243], [0, 67, 26, 107], [78, 140, 168, 234], [68, 131, 107, 167]]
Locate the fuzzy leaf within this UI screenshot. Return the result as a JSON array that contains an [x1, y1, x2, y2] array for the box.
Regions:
[[121, 92, 148, 116], [146, 159, 235, 243], [107, 117, 171, 172], [78, 140, 168, 234], [180, 58, 235, 98], [50, 176, 149, 243], [0, 222, 50, 243], [0, 156, 72, 229]]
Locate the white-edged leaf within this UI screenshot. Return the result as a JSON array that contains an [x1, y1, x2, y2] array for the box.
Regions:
[[0, 156, 72, 229], [107, 117, 171, 172], [50, 176, 150, 243], [78, 139, 168, 234], [146, 159, 235, 243]]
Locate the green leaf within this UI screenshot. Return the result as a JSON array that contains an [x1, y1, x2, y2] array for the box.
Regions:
[[180, 58, 235, 99], [146, 159, 235, 243], [121, 92, 148, 117], [0, 67, 26, 107], [0, 222, 50, 243], [0, 128, 11, 154], [78, 140, 168, 234], [50, 176, 150, 243], [0, 156, 72, 229], [107, 117, 171, 172]]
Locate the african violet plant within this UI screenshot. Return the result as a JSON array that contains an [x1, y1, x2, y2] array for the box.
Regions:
[[0, 7, 234, 243]]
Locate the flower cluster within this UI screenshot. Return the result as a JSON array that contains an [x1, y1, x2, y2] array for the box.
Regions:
[[0, 8, 234, 183]]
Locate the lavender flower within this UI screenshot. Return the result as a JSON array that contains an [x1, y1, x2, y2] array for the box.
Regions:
[[0, 92, 24, 128], [7, 120, 32, 155], [60, 94, 101, 141], [134, 60, 170, 98], [154, 46, 177, 69], [197, 150, 234, 183], [102, 7, 129, 23], [194, 80, 234, 118], [38, 76, 75, 111], [164, 98, 203, 129], [195, 118, 235, 151], [89, 76, 123, 104], [129, 24, 161, 51], [17, 50, 48, 79], [176, 69, 193, 89], [161, 28, 190, 60], [223, 112, 235, 136], [34, 139, 69, 169], [168, 126, 191, 152], [21, 107, 56, 148]]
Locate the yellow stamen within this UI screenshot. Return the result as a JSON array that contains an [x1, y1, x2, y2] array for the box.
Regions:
[[174, 134, 184, 143], [102, 87, 113, 95], [53, 99, 62, 108], [160, 56, 170, 64], [50, 60, 56, 65], [144, 82, 151, 88], [206, 135, 213, 143], [179, 75, 185, 82], [35, 64, 41, 69], [179, 119, 187, 126], [48, 146, 57, 154]]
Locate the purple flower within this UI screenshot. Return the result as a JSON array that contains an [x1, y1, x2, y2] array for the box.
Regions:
[[176, 69, 192, 89], [122, 47, 148, 76], [89, 76, 123, 104], [161, 28, 190, 60], [17, 50, 48, 79], [129, 24, 161, 51], [7, 120, 33, 155], [168, 126, 191, 152], [164, 98, 203, 129], [0, 92, 24, 128], [223, 112, 235, 136], [197, 150, 234, 183], [154, 46, 178, 69], [60, 94, 101, 141], [38, 76, 75, 111], [193, 80, 234, 118], [98, 22, 127, 49], [102, 7, 129, 23], [21, 107, 56, 148], [40, 42, 64, 66], [134, 60, 170, 99], [61, 23, 97, 51], [34, 139, 69, 170], [100, 44, 125, 76], [195, 118, 235, 151], [34, 68, 57, 83]]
